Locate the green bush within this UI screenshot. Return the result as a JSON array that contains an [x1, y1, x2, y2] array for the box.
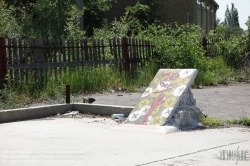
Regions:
[[207, 26, 245, 69], [199, 115, 224, 126], [139, 24, 205, 69], [240, 117, 250, 126], [137, 23, 235, 85]]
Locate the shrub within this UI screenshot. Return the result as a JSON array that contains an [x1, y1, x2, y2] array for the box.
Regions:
[[240, 117, 250, 126]]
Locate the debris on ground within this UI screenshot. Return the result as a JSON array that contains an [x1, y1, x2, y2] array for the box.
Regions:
[[49, 112, 126, 124], [83, 97, 96, 103]]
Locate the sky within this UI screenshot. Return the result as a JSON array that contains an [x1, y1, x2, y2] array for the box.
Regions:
[[216, 0, 250, 30]]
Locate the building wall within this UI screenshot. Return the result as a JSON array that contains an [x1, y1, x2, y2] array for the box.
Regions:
[[106, 0, 143, 21], [153, 0, 194, 25], [197, 4, 202, 26], [105, 0, 218, 32], [106, 0, 194, 25], [196, 0, 218, 33]]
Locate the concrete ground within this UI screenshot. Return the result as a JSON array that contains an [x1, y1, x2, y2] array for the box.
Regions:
[[88, 83, 250, 120], [0, 118, 249, 166], [0, 83, 250, 166]]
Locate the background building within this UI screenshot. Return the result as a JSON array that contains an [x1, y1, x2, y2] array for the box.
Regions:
[[105, 0, 219, 33]]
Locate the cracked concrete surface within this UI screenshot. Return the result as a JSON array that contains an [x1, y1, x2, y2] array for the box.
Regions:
[[0, 118, 249, 166]]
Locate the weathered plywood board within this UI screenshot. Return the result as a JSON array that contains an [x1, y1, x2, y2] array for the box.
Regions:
[[124, 69, 198, 126]]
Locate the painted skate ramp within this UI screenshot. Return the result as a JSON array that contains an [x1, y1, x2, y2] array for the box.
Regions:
[[124, 69, 198, 126]]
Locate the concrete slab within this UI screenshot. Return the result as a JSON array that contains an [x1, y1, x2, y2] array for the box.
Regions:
[[124, 69, 198, 125], [0, 119, 249, 166], [89, 84, 250, 120], [0, 104, 72, 123], [0, 104, 133, 124]]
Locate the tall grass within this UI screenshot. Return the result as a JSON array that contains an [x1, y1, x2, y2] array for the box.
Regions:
[[0, 63, 157, 109]]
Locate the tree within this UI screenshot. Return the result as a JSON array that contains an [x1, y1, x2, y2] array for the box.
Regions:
[[0, 1, 21, 37], [223, 3, 243, 37], [83, 0, 115, 36], [224, 3, 240, 27], [246, 17, 250, 51], [119, 1, 160, 36], [1, 0, 116, 38], [246, 16, 250, 30]]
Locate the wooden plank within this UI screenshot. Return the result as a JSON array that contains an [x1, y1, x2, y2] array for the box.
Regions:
[[32, 39, 39, 78], [117, 38, 122, 71], [67, 39, 71, 61], [101, 40, 105, 60], [89, 40, 93, 61], [71, 38, 75, 62], [97, 39, 100, 60], [12, 38, 18, 80], [79, 40, 84, 62], [136, 39, 140, 68], [138, 39, 143, 67], [56, 39, 62, 76], [18, 38, 23, 81], [84, 40, 89, 61], [33, 38, 39, 63], [7, 38, 12, 65], [38, 39, 44, 63], [43, 39, 48, 63], [52, 40, 57, 76], [0, 37, 7, 81], [61, 37, 66, 62], [146, 40, 150, 64], [23, 39, 28, 80], [112, 37, 118, 68], [128, 38, 133, 72], [141, 39, 145, 65], [48, 40, 53, 63], [57, 39, 61, 63], [109, 38, 113, 59], [76, 39, 80, 61], [122, 37, 130, 73], [92, 39, 97, 61], [131, 38, 137, 71], [53, 40, 57, 63], [18, 38, 23, 64], [117, 38, 121, 59]]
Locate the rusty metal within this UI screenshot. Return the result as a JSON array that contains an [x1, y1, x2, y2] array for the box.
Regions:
[[66, 85, 70, 104]]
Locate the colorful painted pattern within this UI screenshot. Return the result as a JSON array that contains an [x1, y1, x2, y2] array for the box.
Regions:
[[124, 69, 198, 126]]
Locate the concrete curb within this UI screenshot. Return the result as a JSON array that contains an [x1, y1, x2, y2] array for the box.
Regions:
[[0, 103, 133, 124], [74, 103, 133, 116]]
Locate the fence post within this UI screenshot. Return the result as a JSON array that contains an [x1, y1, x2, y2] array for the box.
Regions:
[[0, 37, 6, 88], [66, 85, 70, 104], [122, 37, 130, 72]]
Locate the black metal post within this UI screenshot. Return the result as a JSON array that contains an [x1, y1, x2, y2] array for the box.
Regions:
[[66, 85, 70, 104]]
